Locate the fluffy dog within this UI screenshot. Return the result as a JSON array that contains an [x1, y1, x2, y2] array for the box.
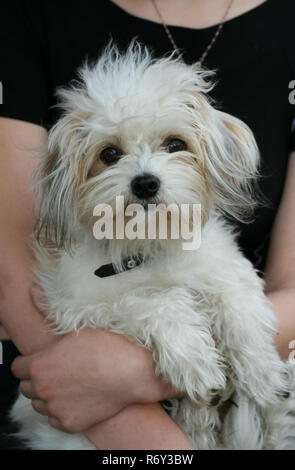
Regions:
[[10, 43, 295, 449]]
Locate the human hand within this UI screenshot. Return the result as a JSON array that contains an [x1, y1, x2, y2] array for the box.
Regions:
[[11, 287, 178, 434]]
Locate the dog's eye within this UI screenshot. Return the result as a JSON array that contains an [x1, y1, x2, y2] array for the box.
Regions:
[[100, 146, 122, 165], [164, 138, 187, 153]]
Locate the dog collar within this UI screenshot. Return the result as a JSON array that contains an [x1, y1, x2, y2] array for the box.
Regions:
[[94, 254, 144, 278]]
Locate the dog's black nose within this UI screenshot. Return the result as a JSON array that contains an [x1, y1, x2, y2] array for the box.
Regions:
[[131, 173, 160, 199]]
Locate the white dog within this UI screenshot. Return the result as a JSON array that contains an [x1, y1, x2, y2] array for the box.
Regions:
[[10, 43, 295, 450]]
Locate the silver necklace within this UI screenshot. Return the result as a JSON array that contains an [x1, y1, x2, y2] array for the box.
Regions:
[[151, 0, 235, 65]]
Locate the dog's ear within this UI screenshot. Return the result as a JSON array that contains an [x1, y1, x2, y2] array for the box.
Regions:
[[203, 108, 260, 221], [34, 112, 88, 251]]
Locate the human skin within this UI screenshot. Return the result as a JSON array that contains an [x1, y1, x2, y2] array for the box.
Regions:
[[111, 0, 268, 29]]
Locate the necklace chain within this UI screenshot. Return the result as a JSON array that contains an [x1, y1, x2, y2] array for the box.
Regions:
[[151, 0, 235, 65]]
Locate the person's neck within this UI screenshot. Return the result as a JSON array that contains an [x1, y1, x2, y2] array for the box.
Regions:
[[152, 0, 233, 29], [111, 0, 268, 29]]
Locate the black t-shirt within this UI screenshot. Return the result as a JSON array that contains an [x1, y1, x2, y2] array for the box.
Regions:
[[1, 0, 295, 270], [0, 0, 295, 447]]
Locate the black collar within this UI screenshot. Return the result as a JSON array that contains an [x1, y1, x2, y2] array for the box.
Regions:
[[94, 254, 144, 278]]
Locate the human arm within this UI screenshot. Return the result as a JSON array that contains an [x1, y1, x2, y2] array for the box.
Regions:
[[85, 403, 194, 450], [12, 328, 194, 450], [0, 324, 10, 339], [0, 117, 53, 353], [264, 151, 295, 359]]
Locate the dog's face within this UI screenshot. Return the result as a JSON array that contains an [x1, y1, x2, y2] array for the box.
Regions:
[[36, 43, 260, 250]]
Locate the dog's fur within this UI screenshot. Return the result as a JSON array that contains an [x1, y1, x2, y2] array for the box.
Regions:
[[10, 43, 295, 449]]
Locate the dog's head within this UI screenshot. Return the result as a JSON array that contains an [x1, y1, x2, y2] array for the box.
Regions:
[[36, 42, 260, 250]]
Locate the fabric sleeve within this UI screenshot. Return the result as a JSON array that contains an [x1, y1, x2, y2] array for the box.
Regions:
[[0, 1, 49, 128]]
